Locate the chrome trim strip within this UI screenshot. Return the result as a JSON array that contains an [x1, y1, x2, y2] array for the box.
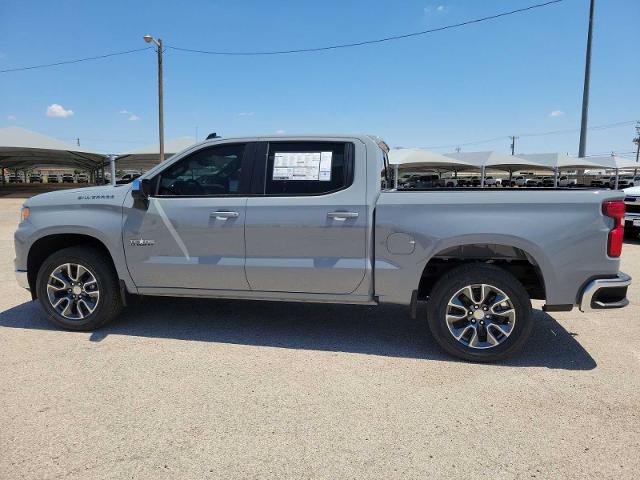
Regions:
[[579, 272, 631, 312], [15, 270, 29, 290]]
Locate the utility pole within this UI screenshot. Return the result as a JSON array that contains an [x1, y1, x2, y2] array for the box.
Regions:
[[578, 0, 595, 158], [143, 35, 165, 161], [76, 138, 80, 147], [633, 121, 640, 175], [509, 136, 518, 155], [455, 147, 461, 153]]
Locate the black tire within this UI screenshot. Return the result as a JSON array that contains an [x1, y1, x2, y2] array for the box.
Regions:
[[36, 246, 123, 330], [426, 264, 533, 362]]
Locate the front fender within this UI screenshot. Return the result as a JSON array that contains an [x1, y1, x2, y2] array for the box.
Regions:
[[15, 202, 136, 293]]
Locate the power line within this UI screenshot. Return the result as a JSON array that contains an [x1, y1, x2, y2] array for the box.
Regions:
[[167, 0, 564, 56], [0, 1, 564, 73], [424, 136, 507, 150], [423, 120, 638, 150], [0, 47, 152, 74], [519, 120, 637, 138]]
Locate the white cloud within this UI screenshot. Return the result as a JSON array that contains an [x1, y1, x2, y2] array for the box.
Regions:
[[7, 115, 16, 121], [238, 112, 255, 117], [46, 103, 74, 118], [275, 129, 285, 134], [549, 110, 565, 117], [119, 109, 140, 121], [424, 4, 446, 14]]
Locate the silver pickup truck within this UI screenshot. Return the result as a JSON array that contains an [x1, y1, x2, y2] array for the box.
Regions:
[[14, 135, 631, 361]]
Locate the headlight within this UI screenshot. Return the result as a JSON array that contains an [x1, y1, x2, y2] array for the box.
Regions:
[[21, 206, 30, 222]]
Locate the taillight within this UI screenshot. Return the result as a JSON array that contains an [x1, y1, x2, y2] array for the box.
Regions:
[[602, 201, 625, 257]]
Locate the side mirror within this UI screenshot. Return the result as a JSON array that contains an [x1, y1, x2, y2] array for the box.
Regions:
[[131, 178, 151, 202]]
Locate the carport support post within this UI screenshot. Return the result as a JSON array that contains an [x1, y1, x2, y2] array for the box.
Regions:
[[394, 164, 399, 189], [480, 165, 486, 188], [109, 154, 117, 186], [614, 168, 619, 190], [554, 167, 559, 188]]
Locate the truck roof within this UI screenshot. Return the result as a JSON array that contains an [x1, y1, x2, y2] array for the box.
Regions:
[[197, 133, 386, 146]]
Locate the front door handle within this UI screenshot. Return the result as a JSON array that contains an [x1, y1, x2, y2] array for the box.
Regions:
[[210, 211, 240, 220], [327, 211, 359, 221]]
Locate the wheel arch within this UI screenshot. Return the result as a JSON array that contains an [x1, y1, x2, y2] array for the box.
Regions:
[[27, 232, 123, 298], [417, 240, 549, 302]]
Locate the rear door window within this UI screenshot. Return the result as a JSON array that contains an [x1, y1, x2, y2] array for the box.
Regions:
[[263, 142, 353, 195]]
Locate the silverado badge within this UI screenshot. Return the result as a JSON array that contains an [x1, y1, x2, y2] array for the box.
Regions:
[[130, 239, 155, 247]]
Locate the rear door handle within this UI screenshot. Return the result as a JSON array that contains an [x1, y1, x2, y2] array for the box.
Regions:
[[210, 211, 240, 220], [327, 211, 359, 221]]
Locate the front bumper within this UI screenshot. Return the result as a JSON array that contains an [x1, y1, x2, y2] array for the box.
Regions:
[[15, 270, 29, 290], [579, 272, 631, 312]]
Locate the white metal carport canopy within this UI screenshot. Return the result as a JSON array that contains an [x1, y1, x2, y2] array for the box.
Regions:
[[0, 126, 107, 175], [388, 148, 476, 188], [517, 153, 605, 187], [116, 137, 197, 171], [583, 154, 640, 189], [444, 151, 548, 187]]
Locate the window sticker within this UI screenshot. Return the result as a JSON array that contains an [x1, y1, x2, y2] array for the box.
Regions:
[[319, 151, 332, 181], [273, 152, 332, 181]]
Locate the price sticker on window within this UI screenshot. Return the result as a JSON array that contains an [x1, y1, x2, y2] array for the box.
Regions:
[[273, 152, 332, 181]]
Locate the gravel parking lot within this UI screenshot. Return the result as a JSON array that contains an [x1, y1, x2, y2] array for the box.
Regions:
[[1, 197, 639, 479]]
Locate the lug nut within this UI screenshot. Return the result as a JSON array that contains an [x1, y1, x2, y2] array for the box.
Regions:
[[483, 306, 488, 311], [474, 305, 479, 309]]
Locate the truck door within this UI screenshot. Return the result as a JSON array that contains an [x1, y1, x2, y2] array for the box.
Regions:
[[244, 140, 368, 294], [123, 142, 253, 291]]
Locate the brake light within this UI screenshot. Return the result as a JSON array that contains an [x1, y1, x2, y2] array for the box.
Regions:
[[602, 201, 625, 257]]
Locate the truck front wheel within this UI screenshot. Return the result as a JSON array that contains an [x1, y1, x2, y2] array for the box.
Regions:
[[35, 246, 123, 331], [426, 264, 533, 362]]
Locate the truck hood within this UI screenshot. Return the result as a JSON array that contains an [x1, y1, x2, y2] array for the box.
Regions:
[[623, 186, 640, 197], [24, 184, 131, 208]]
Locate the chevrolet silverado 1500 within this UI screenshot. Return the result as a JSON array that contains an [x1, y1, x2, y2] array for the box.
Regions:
[[14, 135, 631, 361]]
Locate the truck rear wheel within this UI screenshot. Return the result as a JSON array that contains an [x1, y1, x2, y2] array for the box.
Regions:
[[426, 264, 533, 362], [35, 246, 123, 331]]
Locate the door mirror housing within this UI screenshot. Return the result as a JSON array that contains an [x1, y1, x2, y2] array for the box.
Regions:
[[131, 178, 152, 202]]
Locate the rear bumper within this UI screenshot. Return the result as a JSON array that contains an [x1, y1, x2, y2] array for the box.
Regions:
[[579, 272, 631, 312], [15, 270, 29, 290]]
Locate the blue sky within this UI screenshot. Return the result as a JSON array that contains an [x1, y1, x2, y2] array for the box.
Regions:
[[0, 0, 638, 156]]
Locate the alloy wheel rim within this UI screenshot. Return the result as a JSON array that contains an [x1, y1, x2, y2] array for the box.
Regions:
[[445, 283, 516, 350], [46, 263, 100, 320]]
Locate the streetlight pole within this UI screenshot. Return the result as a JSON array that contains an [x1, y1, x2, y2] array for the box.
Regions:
[[143, 35, 165, 162], [578, 0, 595, 158]]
